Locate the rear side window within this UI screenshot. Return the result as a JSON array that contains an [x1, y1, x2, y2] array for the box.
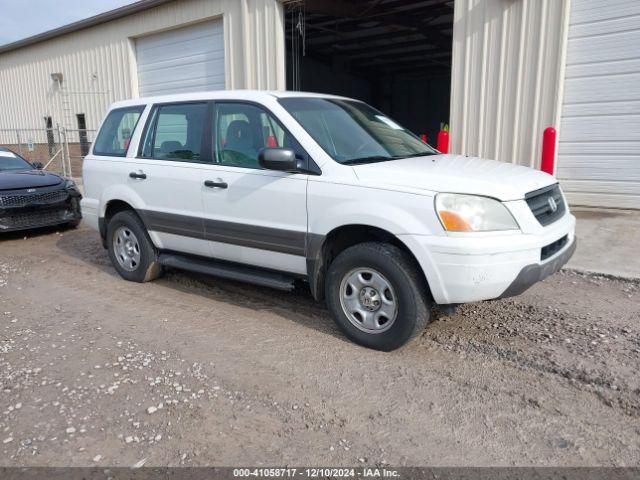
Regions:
[[140, 102, 208, 162], [93, 106, 145, 157]]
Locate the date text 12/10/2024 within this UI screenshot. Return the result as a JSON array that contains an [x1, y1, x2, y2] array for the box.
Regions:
[[232, 468, 401, 478]]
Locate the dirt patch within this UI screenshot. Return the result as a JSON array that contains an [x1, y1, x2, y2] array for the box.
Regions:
[[0, 226, 639, 467]]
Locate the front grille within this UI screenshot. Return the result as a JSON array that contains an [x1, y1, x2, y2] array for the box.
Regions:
[[525, 184, 566, 226], [541, 235, 568, 261], [0, 209, 68, 230], [0, 189, 68, 208]]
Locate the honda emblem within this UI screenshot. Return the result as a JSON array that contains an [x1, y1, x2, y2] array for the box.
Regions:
[[547, 197, 558, 213]]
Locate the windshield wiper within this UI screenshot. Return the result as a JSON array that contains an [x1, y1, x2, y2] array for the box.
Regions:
[[342, 155, 395, 165], [399, 151, 439, 158], [343, 152, 437, 165]]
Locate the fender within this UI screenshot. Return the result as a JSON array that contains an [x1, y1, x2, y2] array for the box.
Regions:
[[305, 226, 444, 304], [99, 184, 147, 218], [98, 185, 149, 248], [306, 181, 446, 302]]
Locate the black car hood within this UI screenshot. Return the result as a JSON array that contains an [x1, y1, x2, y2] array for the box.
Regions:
[[0, 170, 63, 191]]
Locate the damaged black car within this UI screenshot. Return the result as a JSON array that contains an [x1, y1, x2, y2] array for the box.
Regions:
[[0, 147, 82, 233]]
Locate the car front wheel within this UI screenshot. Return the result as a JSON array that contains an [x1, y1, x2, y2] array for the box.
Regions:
[[325, 242, 431, 351], [66, 219, 81, 229], [106, 210, 161, 283]]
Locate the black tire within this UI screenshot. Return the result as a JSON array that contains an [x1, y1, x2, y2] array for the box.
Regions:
[[325, 242, 431, 351], [66, 218, 81, 229], [106, 210, 162, 283]]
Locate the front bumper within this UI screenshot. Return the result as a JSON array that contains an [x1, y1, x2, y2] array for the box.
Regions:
[[0, 187, 82, 233], [499, 236, 576, 299], [400, 212, 576, 304]]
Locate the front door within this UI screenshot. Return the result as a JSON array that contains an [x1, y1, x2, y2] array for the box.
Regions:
[[199, 101, 309, 275], [129, 101, 211, 257]]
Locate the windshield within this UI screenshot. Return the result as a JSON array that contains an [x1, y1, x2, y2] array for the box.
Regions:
[[278, 97, 437, 164], [0, 150, 33, 172]]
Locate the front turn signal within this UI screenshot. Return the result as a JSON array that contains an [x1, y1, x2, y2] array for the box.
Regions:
[[438, 211, 473, 232]]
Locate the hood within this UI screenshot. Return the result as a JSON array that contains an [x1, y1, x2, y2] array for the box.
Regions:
[[352, 154, 557, 201], [0, 170, 63, 191]]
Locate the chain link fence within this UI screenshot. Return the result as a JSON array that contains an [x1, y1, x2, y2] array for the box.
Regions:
[[0, 127, 95, 180]]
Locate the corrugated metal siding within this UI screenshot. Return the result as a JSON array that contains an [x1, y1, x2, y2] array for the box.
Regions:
[[557, 0, 640, 209], [450, 0, 571, 170], [136, 19, 225, 96], [0, 37, 132, 136], [0, 0, 285, 134]]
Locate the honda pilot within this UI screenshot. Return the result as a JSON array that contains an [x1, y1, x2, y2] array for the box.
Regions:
[[81, 91, 576, 351]]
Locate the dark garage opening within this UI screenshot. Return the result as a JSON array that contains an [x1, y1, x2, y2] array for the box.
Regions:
[[285, 0, 454, 144]]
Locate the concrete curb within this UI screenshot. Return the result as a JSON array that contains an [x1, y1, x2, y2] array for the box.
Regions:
[[562, 267, 640, 284]]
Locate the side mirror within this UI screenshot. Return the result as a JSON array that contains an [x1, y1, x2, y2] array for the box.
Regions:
[[258, 148, 298, 172], [32, 162, 44, 170]]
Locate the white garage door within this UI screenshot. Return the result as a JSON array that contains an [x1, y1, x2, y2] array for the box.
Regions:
[[136, 20, 225, 97], [558, 0, 640, 209]]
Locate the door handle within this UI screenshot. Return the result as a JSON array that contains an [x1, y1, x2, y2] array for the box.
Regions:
[[204, 180, 228, 189], [129, 171, 147, 180]]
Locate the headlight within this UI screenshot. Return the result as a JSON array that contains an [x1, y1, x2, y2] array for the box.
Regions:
[[64, 179, 80, 194], [435, 193, 519, 232]]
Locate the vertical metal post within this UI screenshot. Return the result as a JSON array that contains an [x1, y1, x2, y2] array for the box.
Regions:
[[64, 128, 72, 179], [56, 124, 65, 177], [62, 127, 71, 178], [16, 130, 24, 157], [541, 127, 557, 176]]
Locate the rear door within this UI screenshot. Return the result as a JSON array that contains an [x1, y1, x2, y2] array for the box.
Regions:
[[126, 101, 211, 256], [199, 101, 309, 275]]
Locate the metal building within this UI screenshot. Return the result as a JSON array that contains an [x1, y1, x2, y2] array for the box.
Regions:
[[0, 0, 637, 208]]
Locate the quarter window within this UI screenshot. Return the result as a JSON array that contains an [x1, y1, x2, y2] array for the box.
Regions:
[[93, 106, 144, 157], [141, 102, 208, 162], [214, 102, 302, 169]]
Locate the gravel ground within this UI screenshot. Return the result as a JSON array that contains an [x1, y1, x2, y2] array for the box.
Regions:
[[0, 225, 639, 467]]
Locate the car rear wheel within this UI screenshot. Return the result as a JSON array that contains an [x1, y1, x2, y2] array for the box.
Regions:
[[325, 242, 431, 351], [66, 219, 81, 229], [106, 210, 161, 282]]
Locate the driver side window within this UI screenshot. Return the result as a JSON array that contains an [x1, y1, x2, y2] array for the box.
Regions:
[[214, 102, 301, 169]]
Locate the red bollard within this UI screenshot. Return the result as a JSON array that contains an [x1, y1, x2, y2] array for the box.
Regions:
[[437, 129, 449, 153], [420, 134, 428, 144], [541, 127, 556, 175]]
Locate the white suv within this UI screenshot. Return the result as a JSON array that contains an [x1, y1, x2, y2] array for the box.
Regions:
[[81, 90, 576, 351]]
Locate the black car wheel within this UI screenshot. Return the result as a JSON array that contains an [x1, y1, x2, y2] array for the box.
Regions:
[[325, 242, 430, 351], [325, 242, 431, 351], [106, 210, 161, 282]]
